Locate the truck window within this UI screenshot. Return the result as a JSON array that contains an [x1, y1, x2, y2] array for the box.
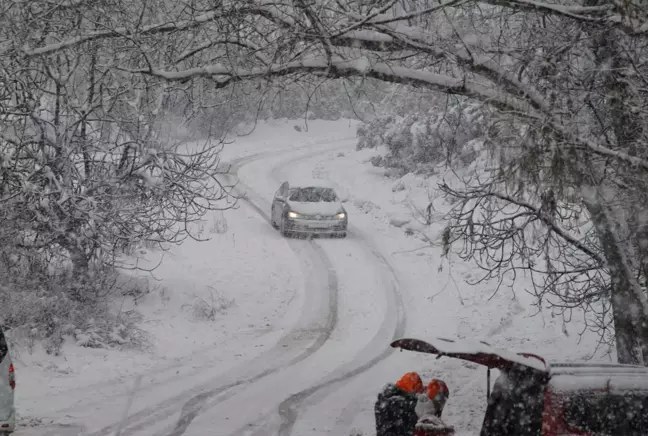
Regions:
[[563, 391, 648, 435], [480, 367, 546, 436]]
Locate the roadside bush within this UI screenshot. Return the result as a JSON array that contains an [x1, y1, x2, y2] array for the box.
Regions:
[[182, 286, 234, 322], [357, 99, 485, 174], [0, 252, 149, 355]]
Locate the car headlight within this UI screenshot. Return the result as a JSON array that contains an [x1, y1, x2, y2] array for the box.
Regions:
[[335, 212, 346, 219], [287, 211, 300, 219]]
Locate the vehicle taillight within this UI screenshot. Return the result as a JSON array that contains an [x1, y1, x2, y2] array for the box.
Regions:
[[9, 364, 14, 389]]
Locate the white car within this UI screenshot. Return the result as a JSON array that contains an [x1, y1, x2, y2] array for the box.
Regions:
[[270, 179, 348, 238], [0, 327, 15, 434]]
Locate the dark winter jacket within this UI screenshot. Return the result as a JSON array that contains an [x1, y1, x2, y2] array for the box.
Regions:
[[375, 383, 420, 436]]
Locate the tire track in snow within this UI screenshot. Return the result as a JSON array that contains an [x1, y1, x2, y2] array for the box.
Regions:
[[156, 145, 346, 436], [53, 328, 271, 418], [83, 143, 344, 436], [51, 138, 353, 408], [235, 146, 408, 436], [276, 252, 405, 436]]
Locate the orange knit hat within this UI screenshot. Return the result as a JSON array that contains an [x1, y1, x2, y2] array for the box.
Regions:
[[395, 372, 424, 393], [426, 379, 450, 400]]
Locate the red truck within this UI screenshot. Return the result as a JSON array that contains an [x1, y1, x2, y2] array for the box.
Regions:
[[392, 337, 648, 436]]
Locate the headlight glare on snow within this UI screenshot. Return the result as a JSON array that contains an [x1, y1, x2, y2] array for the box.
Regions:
[[335, 212, 346, 219], [288, 211, 300, 219]]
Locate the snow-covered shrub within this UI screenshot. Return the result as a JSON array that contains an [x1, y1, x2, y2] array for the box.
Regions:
[[0, 253, 149, 355], [357, 115, 395, 149], [3, 287, 148, 355], [356, 99, 485, 174], [209, 212, 229, 235], [182, 287, 234, 322], [73, 311, 147, 351], [119, 274, 156, 305]]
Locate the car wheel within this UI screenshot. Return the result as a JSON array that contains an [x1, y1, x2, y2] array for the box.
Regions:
[[339, 232, 347, 238], [270, 206, 278, 228]]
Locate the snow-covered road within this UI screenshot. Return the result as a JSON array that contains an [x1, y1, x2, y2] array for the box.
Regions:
[[206, 140, 409, 436], [84, 137, 411, 436], [15, 127, 417, 436], [15, 119, 601, 436]]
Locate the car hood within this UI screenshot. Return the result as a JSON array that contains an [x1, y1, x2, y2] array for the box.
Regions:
[[287, 201, 344, 216]]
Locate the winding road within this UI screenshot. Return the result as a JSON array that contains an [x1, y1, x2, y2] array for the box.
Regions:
[[198, 140, 410, 436], [22, 138, 414, 436]]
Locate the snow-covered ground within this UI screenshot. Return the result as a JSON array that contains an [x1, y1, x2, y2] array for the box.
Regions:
[[14, 118, 605, 436]]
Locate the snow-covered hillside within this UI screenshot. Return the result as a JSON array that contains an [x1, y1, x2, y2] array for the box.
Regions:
[[14, 119, 605, 436]]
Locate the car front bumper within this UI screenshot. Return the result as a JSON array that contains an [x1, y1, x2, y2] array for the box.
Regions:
[[284, 218, 347, 234]]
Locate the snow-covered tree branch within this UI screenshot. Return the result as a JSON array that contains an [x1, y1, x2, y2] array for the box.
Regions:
[[0, 0, 240, 343], [5, 0, 648, 362]]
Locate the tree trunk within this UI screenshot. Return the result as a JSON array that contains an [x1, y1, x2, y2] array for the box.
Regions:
[[81, 48, 97, 179], [582, 0, 648, 365], [583, 191, 648, 365], [61, 239, 92, 303]]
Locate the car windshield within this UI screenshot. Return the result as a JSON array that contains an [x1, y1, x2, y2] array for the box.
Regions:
[[288, 187, 338, 202], [563, 391, 648, 435]]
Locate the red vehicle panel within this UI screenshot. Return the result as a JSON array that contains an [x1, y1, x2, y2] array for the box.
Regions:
[[391, 337, 648, 436]]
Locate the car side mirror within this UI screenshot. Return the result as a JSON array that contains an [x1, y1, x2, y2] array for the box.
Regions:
[[279, 181, 290, 197]]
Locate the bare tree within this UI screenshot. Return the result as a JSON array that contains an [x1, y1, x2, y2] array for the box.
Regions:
[[0, 1, 237, 303]]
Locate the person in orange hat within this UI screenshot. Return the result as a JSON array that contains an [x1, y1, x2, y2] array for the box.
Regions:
[[415, 379, 450, 418], [396, 372, 425, 394], [375, 372, 425, 436], [414, 379, 455, 436]]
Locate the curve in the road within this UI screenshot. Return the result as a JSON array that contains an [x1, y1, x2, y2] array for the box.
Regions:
[[88, 138, 405, 436], [276, 263, 405, 435], [85, 144, 344, 436], [42, 137, 356, 424], [237, 145, 408, 436], [158, 148, 346, 436]]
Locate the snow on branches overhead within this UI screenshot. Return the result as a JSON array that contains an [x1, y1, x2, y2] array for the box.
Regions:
[[4, 0, 648, 363], [7, 0, 645, 170], [0, 0, 242, 346]]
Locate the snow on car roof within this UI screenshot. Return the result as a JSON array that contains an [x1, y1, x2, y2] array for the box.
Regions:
[[288, 178, 336, 189], [549, 362, 648, 375], [551, 375, 648, 393], [547, 362, 648, 392]]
